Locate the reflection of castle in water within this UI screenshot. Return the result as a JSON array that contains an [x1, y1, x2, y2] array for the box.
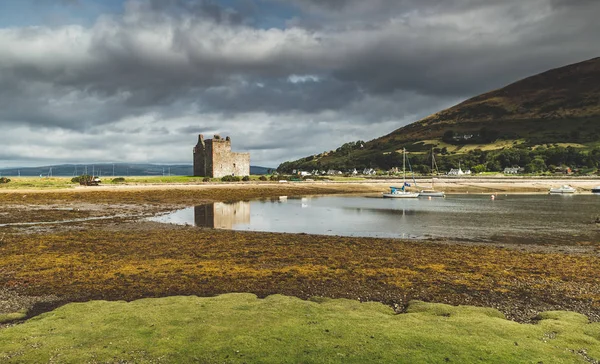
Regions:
[[194, 201, 250, 229]]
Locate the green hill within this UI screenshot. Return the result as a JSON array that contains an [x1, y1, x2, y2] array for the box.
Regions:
[[279, 57, 600, 174]]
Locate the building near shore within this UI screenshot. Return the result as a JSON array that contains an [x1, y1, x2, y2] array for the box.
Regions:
[[193, 134, 250, 178]]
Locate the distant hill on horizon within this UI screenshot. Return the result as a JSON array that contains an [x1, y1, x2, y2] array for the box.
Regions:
[[0, 164, 274, 177], [278, 57, 600, 173]]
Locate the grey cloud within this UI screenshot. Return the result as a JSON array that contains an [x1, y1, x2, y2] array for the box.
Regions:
[[1, 0, 600, 168], [142, 0, 245, 24]]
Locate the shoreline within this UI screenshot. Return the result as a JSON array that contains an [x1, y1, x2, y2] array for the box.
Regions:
[[1, 182, 600, 325], [1, 177, 600, 195]]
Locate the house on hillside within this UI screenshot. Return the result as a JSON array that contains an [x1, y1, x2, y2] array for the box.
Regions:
[[362, 168, 376, 175], [448, 168, 464, 176], [503, 167, 523, 174]]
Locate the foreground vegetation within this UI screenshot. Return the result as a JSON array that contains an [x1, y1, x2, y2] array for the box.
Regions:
[[1, 222, 599, 323], [1, 183, 600, 363], [1, 294, 599, 363]]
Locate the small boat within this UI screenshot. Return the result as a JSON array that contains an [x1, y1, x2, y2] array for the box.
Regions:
[[383, 186, 419, 198], [592, 186, 600, 194], [382, 148, 419, 198], [549, 185, 576, 194], [419, 190, 445, 198], [419, 148, 445, 198]]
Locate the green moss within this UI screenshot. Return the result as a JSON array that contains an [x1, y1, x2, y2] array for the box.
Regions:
[[1, 295, 599, 363], [0, 311, 27, 324]]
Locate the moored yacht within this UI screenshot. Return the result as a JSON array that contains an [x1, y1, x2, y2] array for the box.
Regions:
[[383, 186, 419, 198], [418, 190, 445, 198], [419, 148, 445, 198], [382, 148, 419, 198]]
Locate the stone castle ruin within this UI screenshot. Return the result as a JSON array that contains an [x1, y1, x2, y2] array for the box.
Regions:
[[193, 134, 250, 178]]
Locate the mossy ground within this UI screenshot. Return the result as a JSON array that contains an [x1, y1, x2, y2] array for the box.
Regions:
[[1, 222, 599, 323], [1, 294, 599, 363], [1, 183, 600, 362]]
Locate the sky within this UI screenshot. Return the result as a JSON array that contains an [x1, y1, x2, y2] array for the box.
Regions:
[[0, 0, 599, 168]]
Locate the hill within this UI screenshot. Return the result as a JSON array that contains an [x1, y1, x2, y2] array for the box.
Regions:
[[0, 164, 273, 177], [278, 57, 600, 174]]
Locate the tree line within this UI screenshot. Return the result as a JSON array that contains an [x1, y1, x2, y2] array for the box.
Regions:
[[278, 144, 600, 175]]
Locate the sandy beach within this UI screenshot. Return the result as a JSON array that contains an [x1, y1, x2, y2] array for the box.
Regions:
[[1, 176, 599, 195]]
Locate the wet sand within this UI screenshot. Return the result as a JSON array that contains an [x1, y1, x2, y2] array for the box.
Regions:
[[1, 180, 599, 325]]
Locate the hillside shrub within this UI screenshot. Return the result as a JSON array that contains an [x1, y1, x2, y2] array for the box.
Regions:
[[0, 177, 10, 184], [71, 175, 91, 183], [202, 177, 211, 182], [242, 176, 250, 181], [259, 176, 267, 181], [221, 175, 241, 182], [111, 177, 126, 183]]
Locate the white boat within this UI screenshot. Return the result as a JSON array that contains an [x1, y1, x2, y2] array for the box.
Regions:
[[419, 148, 445, 197], [383, 148, 419, 198], [383, 186, 420, 198], [592, 186, 600, 194], [419, 190, 445, 198], [549, 185, 576, 194]]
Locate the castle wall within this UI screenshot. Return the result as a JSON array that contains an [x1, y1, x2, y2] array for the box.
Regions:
[[193, 135, 207, 177], [193, 134, 250, 178]]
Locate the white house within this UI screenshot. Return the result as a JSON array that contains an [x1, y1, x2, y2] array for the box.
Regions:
[[503, 167, 522, 174], [448, 168, 464, 176], [362, 168, 376, 175]]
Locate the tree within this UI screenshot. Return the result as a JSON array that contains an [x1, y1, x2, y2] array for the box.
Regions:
[[442, 130, 455, 143], [471, 164, 486, 174], [526, 157, 547, 173]]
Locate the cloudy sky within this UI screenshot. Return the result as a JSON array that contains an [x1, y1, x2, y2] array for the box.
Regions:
[[0, 0, 598, 168]]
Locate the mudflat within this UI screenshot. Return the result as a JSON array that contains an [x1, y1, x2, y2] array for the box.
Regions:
[[1, 180, 599, 326]]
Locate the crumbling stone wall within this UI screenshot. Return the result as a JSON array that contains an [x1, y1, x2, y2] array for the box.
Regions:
[[193, 134, 250, 178]]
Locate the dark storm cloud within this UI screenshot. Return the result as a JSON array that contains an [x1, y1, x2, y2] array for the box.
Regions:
[[142, 0, 245, 24], [1, 0, 599, 167]]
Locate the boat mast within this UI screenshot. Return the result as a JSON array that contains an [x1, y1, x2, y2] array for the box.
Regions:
[[431, 147, 434, 189], [403, 148, 406, 183]]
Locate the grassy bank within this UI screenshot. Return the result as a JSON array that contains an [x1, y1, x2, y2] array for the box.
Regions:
[[1, 294, 599, 363], [0, 183, 380, 205]]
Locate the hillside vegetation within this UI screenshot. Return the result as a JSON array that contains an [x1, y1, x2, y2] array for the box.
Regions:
[[279, 57, 600, 174]]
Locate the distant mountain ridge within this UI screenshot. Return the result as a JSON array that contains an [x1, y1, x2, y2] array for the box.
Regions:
[[278, 57, 600, 173], [381, 56, 600, 145], [0, 164, 273, 177]]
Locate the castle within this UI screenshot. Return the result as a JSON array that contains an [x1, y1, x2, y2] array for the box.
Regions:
[[193, 134, 250, 178]]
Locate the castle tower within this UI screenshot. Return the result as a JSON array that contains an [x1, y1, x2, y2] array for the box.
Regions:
[[193, 134, 250, 178]]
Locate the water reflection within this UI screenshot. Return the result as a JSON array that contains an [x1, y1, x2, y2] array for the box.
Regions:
[[149, 195, 600, 245], [194, 201, 250, 229]]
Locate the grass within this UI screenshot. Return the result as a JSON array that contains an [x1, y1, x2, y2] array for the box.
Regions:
[[0, 294, 598, 363], [0, 175, 303, 188], [0, 177, 75, 189], [121, 176, 208, 183], [0, 311, 26, 324]]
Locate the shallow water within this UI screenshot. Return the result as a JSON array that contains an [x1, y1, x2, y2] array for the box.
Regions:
[[149, 194, 600, 244]]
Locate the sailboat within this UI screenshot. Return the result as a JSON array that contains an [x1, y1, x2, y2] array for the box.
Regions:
[[419, 148, 445, 197], [383, 148, 419, 198]]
